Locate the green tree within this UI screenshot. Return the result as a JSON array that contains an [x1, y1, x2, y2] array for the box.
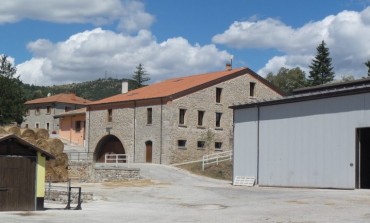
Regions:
[[308, 40, 335, 86], [266, 67, 307, 95], [0, 55, 26, 125], [132, 63, 150, 89], [365, 60, 370, 77]]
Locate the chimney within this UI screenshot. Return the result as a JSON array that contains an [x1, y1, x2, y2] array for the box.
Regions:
[[225, 62, 232, 71], [122, 81, 128, 94]]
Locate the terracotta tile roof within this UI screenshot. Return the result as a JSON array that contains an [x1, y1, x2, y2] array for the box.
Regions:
[[54, 108, 86, 118], [25, 93, 91, 105], [90, 67, 265, 105]]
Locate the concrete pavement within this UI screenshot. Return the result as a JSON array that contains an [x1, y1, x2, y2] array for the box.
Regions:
[[2, 164, 370, 223]]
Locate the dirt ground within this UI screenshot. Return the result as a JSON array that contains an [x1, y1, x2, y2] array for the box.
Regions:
[[2, 164, 370, 223]]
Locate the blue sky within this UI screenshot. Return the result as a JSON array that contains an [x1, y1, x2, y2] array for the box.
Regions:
[[1, 0, 369, 85]]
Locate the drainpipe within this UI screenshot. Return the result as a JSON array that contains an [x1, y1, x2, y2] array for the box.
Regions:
[[88, 106, 91, 153], [160, 98, 163, 164], [256, 105, 260, 185], [133, 101, 136, 163]]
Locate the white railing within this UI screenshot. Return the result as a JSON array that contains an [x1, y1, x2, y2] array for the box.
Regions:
[[104, 154, 130, 167], [202, 150, 232, 171]]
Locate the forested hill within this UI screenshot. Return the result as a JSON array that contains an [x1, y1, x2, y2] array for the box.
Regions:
[[22, 78, 136, 101]]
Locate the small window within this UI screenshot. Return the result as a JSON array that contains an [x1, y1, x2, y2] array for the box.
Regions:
[[25, 124, 29, 128], [35, 123, 39, 128], [46, 123, 50, 130], [216, 88, 222, 103], [107, 109, 112, 122], [198, 111, 205, 126], [178, 140, 187, 149], [46, 106, 52, 114], [147, 108, 152, 125], [35, 107, 40, 115], [65, 106, 71, 112], [215, 142, 223, 151], [75, 121, 81, 132], [26, 109, 30, 116], [179, 109, 186, 125], [216, 112, 222, 128], [250, 82, 256, 97], [197, 141, 205, 149]]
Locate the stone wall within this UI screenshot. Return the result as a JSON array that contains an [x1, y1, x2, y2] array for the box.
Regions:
[[45, 189, 93, 204], [68, 161, 140, 182]]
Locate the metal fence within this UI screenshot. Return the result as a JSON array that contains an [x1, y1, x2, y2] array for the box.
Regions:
[[104, 154, 130, 167], [45, 179, 82, 210], [65, 152, 94, 162], [202, 150, 233, 171]]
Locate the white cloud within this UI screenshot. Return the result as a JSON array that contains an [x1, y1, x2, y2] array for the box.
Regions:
[[0, 0, 154, 32], [213, 7, 370, 78], [17, 28, 231, 85]]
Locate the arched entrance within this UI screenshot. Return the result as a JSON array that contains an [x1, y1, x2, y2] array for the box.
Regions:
[[95, 135, 125, 163], [145, 141, 152, 163]]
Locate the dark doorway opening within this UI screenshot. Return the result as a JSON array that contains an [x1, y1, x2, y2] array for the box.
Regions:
[[146, 141, 152, 163], [356, 128, 370, 189], [95, 135, 125, 163]]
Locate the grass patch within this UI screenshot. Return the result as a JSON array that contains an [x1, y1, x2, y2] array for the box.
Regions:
[[178, 160, 232, 181]]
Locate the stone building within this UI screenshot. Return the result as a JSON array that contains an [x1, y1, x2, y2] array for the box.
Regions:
[[23, 93, 90, 133], [86, 66, 282, 164]]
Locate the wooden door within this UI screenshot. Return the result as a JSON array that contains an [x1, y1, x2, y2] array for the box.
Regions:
[[146, 142, 152, 163], [0, 156, 36, 211]]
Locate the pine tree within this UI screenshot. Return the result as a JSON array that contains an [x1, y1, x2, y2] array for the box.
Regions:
[[132, 63, 150, 89], [308, 40, 335, 86], [0, 55, 26, 125], [365, 60, 370, 77]]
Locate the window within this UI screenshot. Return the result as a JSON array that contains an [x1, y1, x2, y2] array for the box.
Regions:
[[25, 124, 29, 128], [178, 140, 187, 149], [215, 142, 223, 151], [147, 108, 152, 125], [216, 112, 222, 128], [26, 109, 30, 116], [179, 109, 186, 125], [46, 106, 52, 114], [65, 106, 71, 112], [35, 123, 39, 128], [46, 123, 50, 130], [107, 109, 112, 122], [216, 88, 222, 103], [250, 82, 256, 97], [197, 141, 205, 149], [198, 111, 205, 126], [75, 121, 81, 132], [35, 107, 40, 115]]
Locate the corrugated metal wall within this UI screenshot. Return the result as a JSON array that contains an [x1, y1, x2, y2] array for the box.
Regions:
[[234, 92, 370, 189], [233, 108, 258, 180]]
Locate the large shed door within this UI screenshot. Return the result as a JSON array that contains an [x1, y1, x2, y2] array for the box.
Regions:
[[0, 156, 36, 211]]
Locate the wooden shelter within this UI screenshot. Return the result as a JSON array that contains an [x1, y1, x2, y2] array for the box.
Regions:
[[0, 134, 54, 211]]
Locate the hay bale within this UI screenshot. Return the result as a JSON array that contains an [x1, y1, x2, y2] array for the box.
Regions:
[[47, 138, 64, 155], [4, 126, 21, 136], [36, 139, 52, 154], [22, 137, 37, 145], [46, 166, 68, 182], [20, 128, 36, 139], [55, 153, 68, 167], [0, 127, 6, 135], [34, 128, 49, 140]]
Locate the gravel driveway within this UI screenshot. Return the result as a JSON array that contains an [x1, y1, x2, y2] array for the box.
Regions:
[[2, 164, 370, 223]]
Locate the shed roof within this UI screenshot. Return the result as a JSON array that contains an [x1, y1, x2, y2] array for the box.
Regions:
[[0, 134, 55, 159], [89, 67, 283, 106], [25, 93, 91, 105]]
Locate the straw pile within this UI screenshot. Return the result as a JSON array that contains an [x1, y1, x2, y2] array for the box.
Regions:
[[4, 126, 21, 136], [1, 126, 69, 182], [20, 128, 36, 139]]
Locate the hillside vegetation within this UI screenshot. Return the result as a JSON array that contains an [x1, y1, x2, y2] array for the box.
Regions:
[[22, 78, 136, 101]]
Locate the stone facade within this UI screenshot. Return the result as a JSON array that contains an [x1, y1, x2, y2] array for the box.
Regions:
[[86, 69, 281, 165], [23, 103, 84, 133]]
